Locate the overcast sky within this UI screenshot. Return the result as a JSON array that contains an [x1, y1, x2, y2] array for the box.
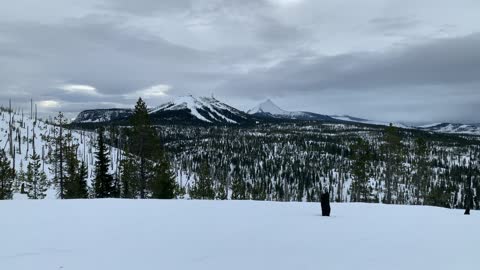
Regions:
[[0, 0, 479, 123]]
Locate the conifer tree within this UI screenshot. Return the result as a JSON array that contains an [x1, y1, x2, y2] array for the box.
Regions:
[[120, 155, 139, 198], [351, 138, 372, 202], [48, 112, 67, 199], [151, 155, 177, 199], [189, 161, 215, 200], [382, 124, 403, 204], [129, 98, 152, 198], [24, 153, 48, 199], [126, 97, 175, 199], [64, 136, 81, 199], [0, 150, 15, 200], [413, 137, 430, 204], [93, 128, 114, 198], [76, 161, 89, 199]]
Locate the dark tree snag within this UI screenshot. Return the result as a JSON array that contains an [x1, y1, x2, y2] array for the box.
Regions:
[[321, 192, 331, 217]]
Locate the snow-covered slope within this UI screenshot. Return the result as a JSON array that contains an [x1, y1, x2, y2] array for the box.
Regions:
[[418, 123, 480, 135], [330, 115, 411, 128], [150, 95, 252, 124], [0, 109, 121, 198], [0, 200, 477, 270], [248, 99, 333, 121]]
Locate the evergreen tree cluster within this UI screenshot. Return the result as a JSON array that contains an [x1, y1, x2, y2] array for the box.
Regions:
[[156, 122, 480, 208]]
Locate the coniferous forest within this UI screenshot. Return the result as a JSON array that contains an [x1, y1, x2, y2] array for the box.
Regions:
[[1, 99, 479, 210]]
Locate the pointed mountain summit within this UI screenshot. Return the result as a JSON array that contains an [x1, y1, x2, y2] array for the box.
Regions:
[[247, 99, 290, 115], [247, 99, 333, 121]]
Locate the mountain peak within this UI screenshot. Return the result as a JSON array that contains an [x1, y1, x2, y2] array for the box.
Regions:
[[248, 99, 287, 115]]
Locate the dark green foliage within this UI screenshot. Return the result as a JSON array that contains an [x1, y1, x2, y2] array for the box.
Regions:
[[151, 155, 177, 199], [48, 112, 68, 199], [425, 184, 454, 208], [128, 98, 162, 198], [119, 97, 177, 199], [24, 153, 49, 199], [0, 150, 15, 200], [412, 137, 431, 204], [351, 138, 372, 202], [93, 127, 115, 198], [189, 162, 215, 200], [120, 156, 139, 198], [382, 124, 404, 204], [77, 162, 90, 198]]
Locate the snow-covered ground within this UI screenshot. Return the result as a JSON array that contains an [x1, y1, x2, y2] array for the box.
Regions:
[[0, 109, 122, 198], [0, 200, 477, 270]]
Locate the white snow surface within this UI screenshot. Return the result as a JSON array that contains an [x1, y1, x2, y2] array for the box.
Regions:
[[0, 200, 477, 270]]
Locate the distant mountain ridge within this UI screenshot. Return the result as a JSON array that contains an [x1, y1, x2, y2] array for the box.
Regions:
[[247, 99, 334, 121], [72, 96, 480, 136], [73, 95, 254, 125], [73, 108, 133, 124]]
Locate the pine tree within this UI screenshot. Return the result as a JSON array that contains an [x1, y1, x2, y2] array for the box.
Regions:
[[25, 153, 49, 199], [189, 161, 215, 200], [48, 112, 67, 199], [351, 138, 372, 202], [413, 137, 430, 204], [129, 98, 152, 198], [120, 155, 139, 198], [126, 97, 174, 199], [382, 124, 403, 204], [150, 155, 177, 199], [64, 137, 80, 199], [93, 128, 114, 198], [76, 161, 89, 199], [0, 150, 15, 200]]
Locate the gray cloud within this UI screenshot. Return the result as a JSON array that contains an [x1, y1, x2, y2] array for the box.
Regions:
[[0, 0, 479, 123]]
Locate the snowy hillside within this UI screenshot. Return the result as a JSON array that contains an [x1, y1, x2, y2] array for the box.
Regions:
[[0, 109, 122, 198], [0, 200, 477, 270], [418, 123, 480, 136], [330, 115, 411, 128]]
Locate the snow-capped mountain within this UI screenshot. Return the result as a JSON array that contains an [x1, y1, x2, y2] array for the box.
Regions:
[[418, 123, 480, 135], [149, 95, 252, 125], [73, 96, 253, 125], [247, 99, 333, 121], [73, 108, 133, 124]]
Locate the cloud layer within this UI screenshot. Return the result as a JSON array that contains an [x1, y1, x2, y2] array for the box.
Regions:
[[0, 0, 479, 123]]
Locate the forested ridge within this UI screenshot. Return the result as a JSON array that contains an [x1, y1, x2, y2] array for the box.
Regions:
[[2, 101, 479, 210]]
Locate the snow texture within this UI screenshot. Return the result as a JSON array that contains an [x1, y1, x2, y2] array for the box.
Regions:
[[0, 200, 477, 270]]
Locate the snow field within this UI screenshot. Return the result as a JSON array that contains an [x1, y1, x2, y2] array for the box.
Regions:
[[0, 200, 478, 270]]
